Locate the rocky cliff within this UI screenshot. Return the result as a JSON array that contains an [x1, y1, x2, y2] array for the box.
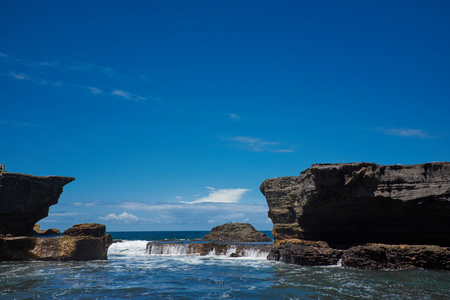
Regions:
[[260, 162, 450, 247], [0, 171, 75, 236]]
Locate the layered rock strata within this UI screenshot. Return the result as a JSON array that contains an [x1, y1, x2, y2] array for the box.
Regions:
[[0, 223, 113, 261], [202, 222, 272, 242], [0, 170, 75, 236], [260, 162, 450, 246]]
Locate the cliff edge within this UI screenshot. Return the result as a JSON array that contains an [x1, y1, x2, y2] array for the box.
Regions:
[[260, 162, 450, 247], [0, 170, 75, 236]]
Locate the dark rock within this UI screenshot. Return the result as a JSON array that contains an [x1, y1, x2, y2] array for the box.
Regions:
[[260, 162, 450, 246], [0, 171, 74, 236], [63, 223, 106, 237], [202, 222, 272, 242], [268, 242, 343, 266], [342, 244, 450, 270], [0, 234, 113, 261]]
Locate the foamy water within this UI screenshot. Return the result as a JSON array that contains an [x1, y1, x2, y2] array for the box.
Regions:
[[1, 232, 449, 299]]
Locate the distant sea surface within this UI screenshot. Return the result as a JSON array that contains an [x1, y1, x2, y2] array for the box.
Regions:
[[1, 231, 449, 299]]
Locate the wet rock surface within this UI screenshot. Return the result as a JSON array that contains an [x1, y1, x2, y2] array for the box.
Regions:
[[0, 223, 113, 261], [341, 244, 450, 270], [202, 222, 272, 242], [268, 242, 343, 266]]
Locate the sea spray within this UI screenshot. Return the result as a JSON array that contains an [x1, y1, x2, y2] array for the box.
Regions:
[[146, 242, 271, 259]]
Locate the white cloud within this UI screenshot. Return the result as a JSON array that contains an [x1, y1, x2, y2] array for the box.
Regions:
[[183, 188, 250, 204], [99, 212, 140, 223], [377, 127, 432, 138]]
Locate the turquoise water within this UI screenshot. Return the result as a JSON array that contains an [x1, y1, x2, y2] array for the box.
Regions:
[[1, 231, 449, 299]]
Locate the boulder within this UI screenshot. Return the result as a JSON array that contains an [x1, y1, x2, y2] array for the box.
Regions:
[[0, 171, 75, 236], [202, 222, 272, 242], [260, 162, 450, 246], [63, 223, 106, 237]]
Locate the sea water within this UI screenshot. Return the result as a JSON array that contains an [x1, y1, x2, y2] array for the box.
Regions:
[[1, 231, 449, 299]]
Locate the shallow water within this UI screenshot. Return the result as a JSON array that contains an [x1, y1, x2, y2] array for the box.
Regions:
[[1, 231, 449, 299]]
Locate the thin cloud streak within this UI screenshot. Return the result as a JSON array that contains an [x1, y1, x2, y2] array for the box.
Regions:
[[377, 127, 433, 138], [226, 136, 295, 153], [1, 52, 150, 102]]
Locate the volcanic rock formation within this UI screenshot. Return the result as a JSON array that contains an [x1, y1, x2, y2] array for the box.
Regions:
[[260, 162, 450, 247], [202, 222, 272, 242], [0, 169, 75, 236]]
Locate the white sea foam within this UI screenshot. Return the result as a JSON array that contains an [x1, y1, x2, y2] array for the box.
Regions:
[[107, 240, 149, 258], [147, 243, 269, 259]]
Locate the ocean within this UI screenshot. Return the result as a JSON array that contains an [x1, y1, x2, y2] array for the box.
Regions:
[[1, 231, 449, 299]]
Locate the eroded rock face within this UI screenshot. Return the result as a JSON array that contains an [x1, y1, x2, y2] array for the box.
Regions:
[[268, 242, 343, 266], [64, 223, 106, 237], [0, 223, 113, 261], [341, 244, 450, 270], [202, 222, 272, 242], [0, 171, 75, 236], [260, 162, 450, 246]]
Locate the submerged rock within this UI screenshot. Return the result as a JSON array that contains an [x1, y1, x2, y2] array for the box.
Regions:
[[202, 222, 272, 242], [260, 162, 450, 246], [0, 170, 74, 236]]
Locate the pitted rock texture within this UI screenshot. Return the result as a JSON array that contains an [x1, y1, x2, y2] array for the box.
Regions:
[[63, 223, 106, 237], [202, 222, 272, 242], [0, 172, 75, 236], [0, 233, 113, 261], [260, 162, 450, 246]]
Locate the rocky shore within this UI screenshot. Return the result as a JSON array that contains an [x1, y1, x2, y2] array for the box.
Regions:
[[0, 167, 112, 261], [261, 162, 450, 270]]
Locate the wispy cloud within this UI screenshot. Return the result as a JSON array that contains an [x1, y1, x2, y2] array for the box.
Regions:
[[49, 212, 83, 217], [227, 113, 241, 120], [1, 52, 152, 102], [182, 187, 250, 204], [9, 72, 31, 80], [376, 127, 433, 138], [87, 86, 103, 95], [225, 136, 295, 153], [111, 89, 146, 101]]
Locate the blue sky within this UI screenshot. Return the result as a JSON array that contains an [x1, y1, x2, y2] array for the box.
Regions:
[[1, 1, 449, 231]]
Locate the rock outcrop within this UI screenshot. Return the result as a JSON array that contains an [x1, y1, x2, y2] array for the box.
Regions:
[[260, 162, 450, 247], [202, 222, 272, 242], [0, 170, 75, 236], [0, 223, 113, 261], [341, 244, 450, 270]]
